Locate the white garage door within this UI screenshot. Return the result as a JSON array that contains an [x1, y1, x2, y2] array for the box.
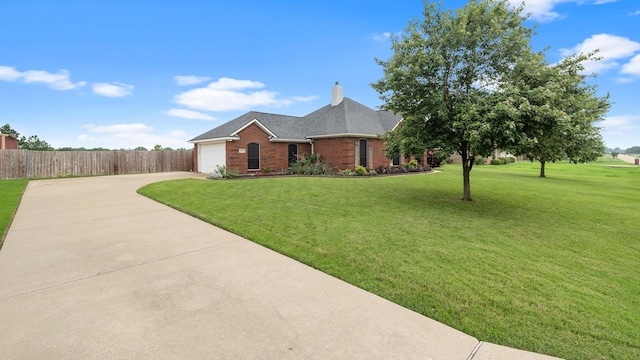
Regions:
[[198, 142, 226, 174]]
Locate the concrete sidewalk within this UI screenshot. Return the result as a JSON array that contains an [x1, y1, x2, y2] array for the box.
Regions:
[[0, 172, 560, 359]]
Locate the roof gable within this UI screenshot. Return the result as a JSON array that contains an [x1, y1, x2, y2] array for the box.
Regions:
[[231, 119, 276, 138]]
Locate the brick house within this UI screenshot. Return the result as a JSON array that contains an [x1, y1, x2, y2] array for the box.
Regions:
[[0, 134, 19, 150], [189, 83, 425, 174]]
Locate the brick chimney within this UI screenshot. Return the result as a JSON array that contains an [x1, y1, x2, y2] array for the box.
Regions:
[[331, 81, 343, 106]]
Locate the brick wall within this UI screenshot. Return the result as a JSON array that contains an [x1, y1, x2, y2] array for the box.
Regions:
[[314, 137, 391, 171], [225, 123, 311, 173], [0, 134, 19, 150]]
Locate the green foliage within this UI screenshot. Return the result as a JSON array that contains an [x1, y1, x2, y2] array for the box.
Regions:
[[134, 146, 148, 151], [490, 159, 503, 165], [507, 156, 516, 163], [1, 124, 53, 150], [354, 165, 368, 176], [341, 169, 352, 176], [0, 124, 20, 139], [474, 156, 486, 165], [140, 163, 640, 359], [407, 159, 419, 169], [494, 51, 609, 177], [610, 151, 619, 158], [372, 0, 533, 200], [152, 144, 163, 151], [500, 157, 508, 164], [625, 146, 640, 155], [19, 135, 54, 150], [288, 153, 334, 175], [209, 165, 238, 179], [262, 167, 272, 174]]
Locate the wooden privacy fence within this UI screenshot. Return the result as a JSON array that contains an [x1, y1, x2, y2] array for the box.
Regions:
[[0, 150, 193, 179]]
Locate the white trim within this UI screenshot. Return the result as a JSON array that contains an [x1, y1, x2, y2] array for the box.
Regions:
[[269, 138, 312, 143], [231, 119, 277, 138], [190, 137, 237, 144]]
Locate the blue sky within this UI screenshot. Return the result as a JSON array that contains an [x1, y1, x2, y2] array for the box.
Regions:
[[1, 0, 638, 150]]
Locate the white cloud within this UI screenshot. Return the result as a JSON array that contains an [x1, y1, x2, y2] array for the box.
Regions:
[[615, 77, 634, 84], [0, 65, 86, 90], [621, 54, 640, 76], [559, 34, 640, 74], [165, 108, 216, 121], [206, 77, 265, 90], [631, 10, 640, 16], [600, 115, 640, 131], [508, 0, 617, 22], [174, 75, 212, 86], [0, 66, 22, 81], [78, 123, 188, 149], [92, 82, 134, 97], [373, 32, 392, 42], [173, 77, 295, 112]]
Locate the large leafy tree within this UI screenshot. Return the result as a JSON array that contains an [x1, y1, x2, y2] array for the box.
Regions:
[[372, 0, 533, 201], [494, 52, 609, 177], [0, 123, 54, 150]]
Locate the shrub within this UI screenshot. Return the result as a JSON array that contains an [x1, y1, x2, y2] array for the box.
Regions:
[[507, 157, 516, 163], [209, 165, 238, 179], [490, 159, 503, 165], [262, 167, 272, 174], [341, 169, 352, 176], [375, 165, 386, 174], [407, 159, 419, 169], [354, 165, 368, 176], [499, 157, 508, 164], [474, 156, 486, 165], [288, 153, 334, 175]]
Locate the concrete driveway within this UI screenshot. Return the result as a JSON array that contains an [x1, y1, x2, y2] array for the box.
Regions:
[[0, 172, 560, 359]]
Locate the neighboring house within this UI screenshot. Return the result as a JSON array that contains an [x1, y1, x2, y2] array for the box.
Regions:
[[0, 134, 19, 150], [189, 83, 427, 174]]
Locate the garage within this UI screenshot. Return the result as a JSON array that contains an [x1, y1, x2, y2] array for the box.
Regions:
[[197, 141, 226, 174]]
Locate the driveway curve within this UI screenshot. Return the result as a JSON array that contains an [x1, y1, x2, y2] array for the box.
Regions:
[[0, 172, 559, 359]]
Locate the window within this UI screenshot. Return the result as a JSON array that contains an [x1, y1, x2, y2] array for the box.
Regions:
[[288, 144, 298, 165], [248, 143, 260, 170], [392, 156, 400, 166], [359, 139, 368, 167]]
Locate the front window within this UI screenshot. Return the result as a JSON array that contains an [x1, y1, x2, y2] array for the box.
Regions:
[[359, 139, 368, 167], [288, 144, 298, 165], [248, 143, 260, 170]]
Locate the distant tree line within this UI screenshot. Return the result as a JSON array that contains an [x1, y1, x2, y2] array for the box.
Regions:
[[2, 124, 188, 151], [607, 146, 640, 156]]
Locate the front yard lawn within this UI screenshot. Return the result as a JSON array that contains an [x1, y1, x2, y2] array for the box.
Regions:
[[0, 179, 28, 247], [138, 162, 640, 360]]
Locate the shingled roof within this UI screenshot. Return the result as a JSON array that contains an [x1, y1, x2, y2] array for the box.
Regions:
[[189, 111, 310, 142], [189, 89, 401, 143]]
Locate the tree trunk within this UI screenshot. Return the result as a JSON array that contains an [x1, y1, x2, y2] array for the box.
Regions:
[[539, 160, 546, 178], [461, 145, 473, 201]]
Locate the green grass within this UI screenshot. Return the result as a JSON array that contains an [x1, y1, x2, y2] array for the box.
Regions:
[[139, 162, 640, 359], [0, 179, 28, 248], [595, 154, 637, 165]]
